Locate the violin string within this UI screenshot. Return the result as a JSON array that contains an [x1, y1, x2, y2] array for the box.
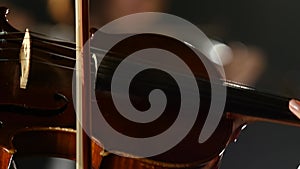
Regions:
[[2, 35, 114, 54], [1, 37, 75, 52], [3, 38, 76, 50], [1, 31, 75, 44], [0, 47, 76, 61], [1, 38, 123, 60], [1, 32, 126, 57], [0, 51, 180, 80], [1, 39, 197, 80], [0, 51, 122, 71], [1, 34, 200, 78], [1, 48, 186, 78], [0, 45, 124, 63], [31, 31, 75, 42], [0, 59, 19, 61], [33, 48, 76, 61], [32, 60, 76, 70], [5, 46, 215, 95], [0, 52, 216, 97]]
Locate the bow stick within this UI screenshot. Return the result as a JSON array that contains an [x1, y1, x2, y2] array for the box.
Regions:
[[75, 0, 91, 168]]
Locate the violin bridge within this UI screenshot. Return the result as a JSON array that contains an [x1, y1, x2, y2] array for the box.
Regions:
[[19, 28, 31, 89]]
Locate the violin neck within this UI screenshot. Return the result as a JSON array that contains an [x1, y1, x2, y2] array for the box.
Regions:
[[97, 69, 299, 126], [223, 81, 300, 126]]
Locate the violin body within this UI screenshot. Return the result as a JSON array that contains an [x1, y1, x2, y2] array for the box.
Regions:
[[0, 6, 237, 169], [0, 7, 102, 169]]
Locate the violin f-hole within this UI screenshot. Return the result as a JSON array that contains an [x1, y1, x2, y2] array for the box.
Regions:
[[0, 92, 69, 116]]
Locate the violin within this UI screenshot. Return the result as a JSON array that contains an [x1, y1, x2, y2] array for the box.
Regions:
[[0, 6, 299, 169], [0, 6, 102, 169]]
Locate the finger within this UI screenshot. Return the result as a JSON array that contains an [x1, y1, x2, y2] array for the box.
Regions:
[[289, 99, 300, 119]]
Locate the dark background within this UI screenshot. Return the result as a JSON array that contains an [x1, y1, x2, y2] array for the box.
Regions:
[[168, 1, 300, 168], [1, 0, 300, 168], [168, 1, 300, 169]]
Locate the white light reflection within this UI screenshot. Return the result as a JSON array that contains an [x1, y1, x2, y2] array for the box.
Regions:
[[209, 40, 233, 66]]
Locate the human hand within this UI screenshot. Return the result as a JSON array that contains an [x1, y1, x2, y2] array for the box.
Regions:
[[289, 99, 300, 119]]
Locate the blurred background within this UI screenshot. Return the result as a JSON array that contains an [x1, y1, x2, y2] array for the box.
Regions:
[[0, 0, 299, 168]]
